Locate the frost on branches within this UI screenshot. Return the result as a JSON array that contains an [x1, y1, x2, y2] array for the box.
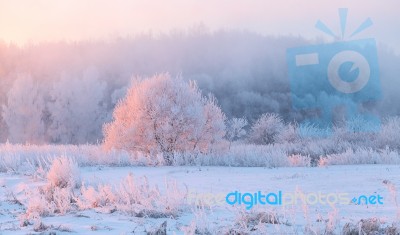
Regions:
[[103, 73, 227, 165], [2, 74, 47, 144], [247, 113, 284, 145]]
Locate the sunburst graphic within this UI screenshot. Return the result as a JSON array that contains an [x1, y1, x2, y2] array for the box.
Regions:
[[315, 8, 374, 40]]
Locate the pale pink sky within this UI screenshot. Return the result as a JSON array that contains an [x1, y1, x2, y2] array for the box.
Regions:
[[0, 0, 398, 52]]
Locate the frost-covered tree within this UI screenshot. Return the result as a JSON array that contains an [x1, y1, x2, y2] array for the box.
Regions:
[[247, 113, 284, 145], [226, 117, 248, 147], [276, 123, 299, 144], [2, 74, 48, 143], [377, 117, 400, 150], [103, 73, 227, 164], [48, 68, 107, 144]]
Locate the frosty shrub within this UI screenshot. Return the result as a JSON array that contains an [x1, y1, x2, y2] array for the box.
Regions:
[[47, 156, 80, 188], [377, 117, 400, 150], [226, 117, 248, 144], [103, 73, 227, 165], [276, 123, 300, 144], [332, 120, 376, 149], [247, 113, 284, 145], [77, 184, 116, 210], [288, 154, 311, 167], [21, 156, 79, 224], [23, 189, 55, 218], [115, 174, 185, 217], [25, 186, 72, 217]]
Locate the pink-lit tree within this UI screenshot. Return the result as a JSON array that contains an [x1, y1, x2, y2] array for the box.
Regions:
[[103, 73, 227, 165]]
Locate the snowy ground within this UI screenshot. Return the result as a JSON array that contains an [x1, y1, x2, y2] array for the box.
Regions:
[[1, 164, 399, 234]]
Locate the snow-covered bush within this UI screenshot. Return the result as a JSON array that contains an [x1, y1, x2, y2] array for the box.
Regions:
[[226, 117, 248, 144], [47, 156, 80, 188], [22, 156, 79, 222], [24, 190, 55, 218], [26, 185, 73, 216], [18, 156, 79, 226], [103, 73, 227, 165], [115, 174, 185, 217], [276, 123, 300, 144], [288, 154, 311, 167], [332, 123, 376, 149], [77, 184, 116, 210], [377, 117, 400, 150], [247, 113, 284, 145]]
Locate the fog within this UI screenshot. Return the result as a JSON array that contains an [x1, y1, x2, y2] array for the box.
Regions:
[[0, 28, 399, 143]]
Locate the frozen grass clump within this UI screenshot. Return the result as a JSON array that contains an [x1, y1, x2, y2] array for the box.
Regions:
[[220, 209, 288, 235], [0, 144, 147, 174], [21, 169, 186, 229], [47, 156, 81, 188], [342, 218, 400, 235], [318, 148, 400, 166], [288, 154, 311, 167], [180, 203, 216, 235], [20, 156, 80, 226], [173, 144, 290, 167], [77, 173, 187, 218]]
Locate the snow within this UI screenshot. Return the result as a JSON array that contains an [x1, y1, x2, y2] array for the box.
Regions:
[[1, 164, 399, 234]]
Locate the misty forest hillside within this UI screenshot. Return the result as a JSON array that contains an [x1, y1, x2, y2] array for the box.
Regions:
[[0, 28, 399, 144]]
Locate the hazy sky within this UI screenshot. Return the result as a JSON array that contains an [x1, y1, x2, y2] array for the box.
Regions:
[[0, 0, 398, 53]]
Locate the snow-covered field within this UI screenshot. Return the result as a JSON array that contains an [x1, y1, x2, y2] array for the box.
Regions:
[[0, 4, 398, 234], [1, 163, 399, 234]]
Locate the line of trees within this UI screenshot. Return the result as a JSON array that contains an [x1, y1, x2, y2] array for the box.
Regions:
[[2, 69, 108, 144], [103, 73, 400, 165], [0, 28, 399, 144]]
